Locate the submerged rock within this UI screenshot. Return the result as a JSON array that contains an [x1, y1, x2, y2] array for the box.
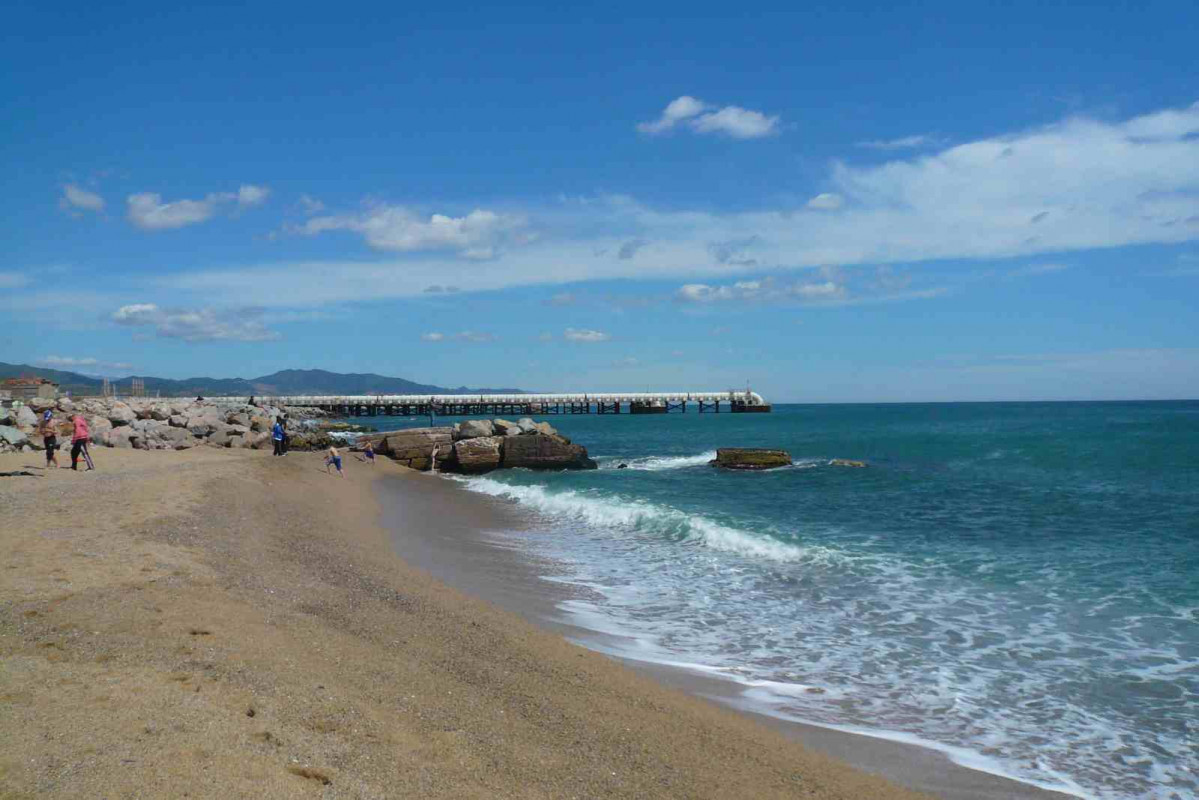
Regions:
[[710, 448, 792, 470], [829, 458, 867, 468]]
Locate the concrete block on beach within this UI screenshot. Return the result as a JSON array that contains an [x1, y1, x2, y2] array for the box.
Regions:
[[453, 435, 504, 472]]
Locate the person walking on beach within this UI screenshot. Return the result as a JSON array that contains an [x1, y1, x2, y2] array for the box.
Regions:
[[324, 446, 345, 477], [271, 419, 285, 456], [355, 440, 375, 465], [38, 410, 60, 469], [70, 413, 94, 471]]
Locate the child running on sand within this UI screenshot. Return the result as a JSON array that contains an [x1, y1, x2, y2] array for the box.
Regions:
[[355, 440, 375, 465], [324, 446, 345, 477], [70, 413, 94, 471]]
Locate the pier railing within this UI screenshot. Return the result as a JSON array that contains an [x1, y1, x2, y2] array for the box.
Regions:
[[209, 391, 771, 416]]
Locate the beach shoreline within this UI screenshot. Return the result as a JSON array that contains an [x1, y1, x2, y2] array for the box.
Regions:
[[376, 468, 1078, 800], [1, 446, 930, 798]]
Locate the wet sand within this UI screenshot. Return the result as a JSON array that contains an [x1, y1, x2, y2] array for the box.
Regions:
[[1, 447, 929, 798], [378, 469, 1077, 800]]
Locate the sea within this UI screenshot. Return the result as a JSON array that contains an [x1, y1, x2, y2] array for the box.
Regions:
[[354, 401, 1198, 799]]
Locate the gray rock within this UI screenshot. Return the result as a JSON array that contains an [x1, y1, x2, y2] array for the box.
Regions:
[[56, 397, 75, 414], [226, 412, 251, 427], [501, 433, 596, 471], [531, 421, 557, 436], [187, 413, 221, 436], [453, 419, 495, 440], [108, 402, 136, 426], [108, 427, 135, 449], [29, 397, 55, 412], [711, 448, 792, 470], [492, 418, 520, 436], [517, 417, 538, 433], [149, 405, 172, 421], [453, 436, 503, 473], [15, 405, 38, 430], [0, 425, 29, 447], [168, 414, 189, 428]]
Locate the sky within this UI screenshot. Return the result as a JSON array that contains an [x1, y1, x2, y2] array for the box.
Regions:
[[3, 0, 1198, 402]]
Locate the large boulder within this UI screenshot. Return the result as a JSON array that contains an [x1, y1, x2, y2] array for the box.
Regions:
[[453, 436, 503, 473], [168, 414, 189, 428], [453, 419, 495, 440], [0, 425, 29, 448], [517, 417, 539, 433], [501, 433, 596, 471], [226, 412, 251, 427], [250, 415, 272, 432], [15, 405, 38, 431], [187, 412, 221, 436], [108, 402, 136, 426], [107, 427, 136, 449], [56, 397, 74, 414], [711, 449, 792, 470], [28, 397, 55, 412], [88, 416, 113, 439], [159, 427, 194, 450], [492, 418, 522, 437], [149, 405, 172, 421]]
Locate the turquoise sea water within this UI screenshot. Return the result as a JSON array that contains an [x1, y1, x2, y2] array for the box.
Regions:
[[364, 402, 1198, 799]]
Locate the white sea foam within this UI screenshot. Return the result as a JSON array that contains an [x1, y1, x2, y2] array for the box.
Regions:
[[602, 451, 717, 470], [457, 475, 819, 563]]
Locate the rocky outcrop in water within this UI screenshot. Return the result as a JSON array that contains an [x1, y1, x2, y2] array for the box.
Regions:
[[356, 418, 595, 473], [710, 448, 792, 470]]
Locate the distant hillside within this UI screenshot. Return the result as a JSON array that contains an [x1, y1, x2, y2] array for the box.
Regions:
[[0, 363, 524, 398]]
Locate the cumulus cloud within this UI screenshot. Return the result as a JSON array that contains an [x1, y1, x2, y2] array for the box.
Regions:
[[126, 185, 270, 230], [148, 102, 1199, 306], [59, 184, 105, 214], [806, 192, 844, 211], [298, 194, 325, 215], [420, 332, 445, 342], [111, 303, 280, 341], [237, 184, 270, 206], [564, 328, 610, 343], [638, 95, 780, 139], [299, 206, 528, 258]]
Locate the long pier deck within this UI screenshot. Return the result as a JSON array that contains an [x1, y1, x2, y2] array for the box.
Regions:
[[217, 391, 771, 416]]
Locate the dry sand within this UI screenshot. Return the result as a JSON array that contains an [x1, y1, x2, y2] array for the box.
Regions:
[[0, 447, 929, 799]]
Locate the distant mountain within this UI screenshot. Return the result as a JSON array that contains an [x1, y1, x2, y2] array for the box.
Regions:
[[0, 363, 524, 398]]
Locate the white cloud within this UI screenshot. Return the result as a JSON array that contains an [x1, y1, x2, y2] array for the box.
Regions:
[[420, 332, 445, 342], [111, 303, 280, 341], [299, 206, 528, 258], [126, 185, 271, 230], [856, 134, 944, 151], [638, 95, 780, 139], [454, 331, 497, 342], [40, 355, 98, 367], [1008, 262, 1069, 278], [636, 95, 709, 134], [149, 102, 1199, 306], [298, 194, 325, 214], [237, 184, 270, 207], [564, 328, 610, 343], [60, 184, 105, 213], [677, 277, 847, 304], [38, 355, 134, 372], [806, 192, 844, 210]]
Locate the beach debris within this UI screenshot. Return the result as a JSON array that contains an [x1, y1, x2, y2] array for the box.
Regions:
[[710, 448, 793, 470]]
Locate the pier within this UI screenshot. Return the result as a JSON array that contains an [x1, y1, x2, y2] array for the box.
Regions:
[[217, 390, 771, 417]]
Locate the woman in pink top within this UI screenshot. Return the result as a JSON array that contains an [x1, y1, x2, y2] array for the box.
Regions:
[[70, 414, 94, 471]]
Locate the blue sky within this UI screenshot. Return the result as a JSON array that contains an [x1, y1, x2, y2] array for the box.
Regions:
[[3, 0, 1197, 402]]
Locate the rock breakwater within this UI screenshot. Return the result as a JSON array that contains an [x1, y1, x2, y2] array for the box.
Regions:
[[0, 396, 329, 454], [355, 418, 596, 473]]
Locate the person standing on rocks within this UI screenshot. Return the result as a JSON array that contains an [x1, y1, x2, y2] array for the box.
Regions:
[[271, 418, 285, 456], [70, 413, 94, 471], [38, 410, 60, 469]]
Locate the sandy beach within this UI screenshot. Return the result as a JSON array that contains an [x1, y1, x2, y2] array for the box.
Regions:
[[1, 446, 935, 799]]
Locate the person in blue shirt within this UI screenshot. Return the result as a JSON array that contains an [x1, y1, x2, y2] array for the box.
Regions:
[[271, 420, 285, 456]]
